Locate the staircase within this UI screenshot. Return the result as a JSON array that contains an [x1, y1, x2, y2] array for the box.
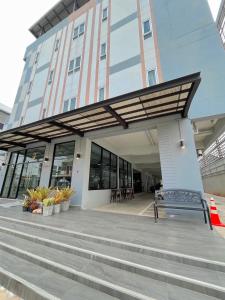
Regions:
[[0, 215, 225, 300]]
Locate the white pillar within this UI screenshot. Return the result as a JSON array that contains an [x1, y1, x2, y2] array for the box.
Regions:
[[157, 118, 203, 192]]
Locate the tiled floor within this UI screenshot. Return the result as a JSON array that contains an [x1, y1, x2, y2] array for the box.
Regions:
[[94, 192, 167, 217]]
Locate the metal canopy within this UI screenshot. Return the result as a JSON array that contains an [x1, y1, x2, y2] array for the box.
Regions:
[[0, 73, 201, 152], [29, 0, 90, 38]]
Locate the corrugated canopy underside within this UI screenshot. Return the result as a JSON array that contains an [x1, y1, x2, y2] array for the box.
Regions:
[[29, 0, 90, 38], [0, 73, 201, 152]]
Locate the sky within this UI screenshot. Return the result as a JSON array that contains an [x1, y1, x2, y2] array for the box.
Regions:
[[0, 0, 222, 109]]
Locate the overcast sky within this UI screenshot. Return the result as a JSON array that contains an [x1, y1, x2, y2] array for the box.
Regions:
[[0, 0, 222, 109]]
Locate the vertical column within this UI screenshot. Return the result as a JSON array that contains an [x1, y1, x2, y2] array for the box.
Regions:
[[157, 118, 203, 192]]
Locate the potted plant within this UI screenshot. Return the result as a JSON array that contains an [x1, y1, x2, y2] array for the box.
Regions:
[[36, 187, 51, 206], [53, 190, 63, 214], [42, 198, 54, 216], [22, 197, 31, 212], [60, 187, 75, 212], [29, 201, 39, 213]]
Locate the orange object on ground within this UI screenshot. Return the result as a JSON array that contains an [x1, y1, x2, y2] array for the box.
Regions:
[[210, 198, 225, 227]]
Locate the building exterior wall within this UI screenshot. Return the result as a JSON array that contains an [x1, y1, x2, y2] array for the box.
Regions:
[[217, 0, 225, 48], [158, 118, 203, 192]]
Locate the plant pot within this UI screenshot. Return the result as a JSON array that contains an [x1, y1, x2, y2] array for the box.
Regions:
[[43, 205, 54, 217], [61, 200, 70, 212], [22, 207, 28, 212], [53, 204, 61, 214]]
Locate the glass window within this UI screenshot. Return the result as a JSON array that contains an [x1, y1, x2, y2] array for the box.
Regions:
[[102, 149, 110, 189], [50, 141, 75, 188], [63, 99, 69, 112], [73, 26, 79, 39], [110, 154, 117, 189], [48, 70, 54, 84], [102, 8, 108, 21], [70, 98, 76, 110], [100, 43, 106, 60], [55, 39, 60, 51], [75, 56, 81, 71], [68, 59, 75, 74], [89, 143, 102, 190], [148, 70, 156, 86], [119, 158, 132, 188], [89, 143, 118, 190], [79, 23, 85, 36], [99, 87, 105, 101], [143, 20, 151, 35], [1, 147, 45, 199]]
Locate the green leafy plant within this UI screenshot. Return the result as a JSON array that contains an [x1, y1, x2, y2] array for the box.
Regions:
[[43, 198, 55, 207], [53, 190, 64, 205], [26, 189, 40, 202]]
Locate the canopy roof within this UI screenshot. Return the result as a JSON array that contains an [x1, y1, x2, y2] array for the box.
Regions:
[[29, 0, 90, 38], [0, 73, 201, 152]]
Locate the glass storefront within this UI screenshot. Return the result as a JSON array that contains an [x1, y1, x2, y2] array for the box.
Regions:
[[89, 143, 118, 190], [119, 158, 132, 188], [49, 141, 75, 188], [1, 147, 45, 199]]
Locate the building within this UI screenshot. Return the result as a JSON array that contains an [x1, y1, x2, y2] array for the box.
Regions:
[[217, 0, 225, 48], [0, 103, 11, 176], [0, 0, 225, 207]]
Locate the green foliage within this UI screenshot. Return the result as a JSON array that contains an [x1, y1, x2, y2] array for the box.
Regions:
[[43, 198, 55, 207]]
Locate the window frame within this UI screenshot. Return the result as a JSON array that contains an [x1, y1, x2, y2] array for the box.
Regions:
[[147, 69, 157, 86], [143, 19, 152, 39], [49, 141, 75, 188], [27, 81, 32, 94], [100, 42, 107, 60], [99, 87, 105, 101], [74, 56, 81, 72], [88, 142, 118, 190], [102, 7, 108, 22], [55, 39, 60, 51], [48, 70, 54, 84], [79, 23, 85, 36]]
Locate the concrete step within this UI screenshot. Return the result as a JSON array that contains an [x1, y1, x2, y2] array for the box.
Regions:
[[0, 215, 224, 272], [0, 223, 223, 299], [0, 249, 115, 300]]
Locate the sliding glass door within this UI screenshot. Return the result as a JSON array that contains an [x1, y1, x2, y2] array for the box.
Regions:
[[1, 147, 45, 199]]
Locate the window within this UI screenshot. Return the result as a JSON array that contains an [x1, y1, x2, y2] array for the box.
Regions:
[[42, 108, 46, 119], [99, 87, 105, 101], [73, 26, 79, 39], [70, 97, 76, 110], [100, 43, 107, 60], [68, 59, 75, 74], [50, 141, 75, 188], [27, 81, 32, 94], [55, 39, 60, 51], [63, 98, 76, 112], [89, 143, 118, 190], [73, 23, 85, 39], [1, 147, 45, 199], [143, 20, 152, 39], [148, 70, 156, 86], [63, 99, 69, 113], [48, 70, 54, 84], [119, 158, 132, 188], [79, 23, 85, 36], [75, 56, 81, 71], [35, 52, 39, 64], [102, 7, 108, 21]]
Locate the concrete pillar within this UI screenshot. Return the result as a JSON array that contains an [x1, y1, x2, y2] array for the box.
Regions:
[[157, 118, 203, 192]]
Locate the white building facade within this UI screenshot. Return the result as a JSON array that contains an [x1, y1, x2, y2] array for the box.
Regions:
[[0, 0, 225, 208]]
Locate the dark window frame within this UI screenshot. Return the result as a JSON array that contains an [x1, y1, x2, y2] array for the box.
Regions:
[[49, 140, 75, 188], [89, 142, 118, 190], [119, 158, 132, 188]]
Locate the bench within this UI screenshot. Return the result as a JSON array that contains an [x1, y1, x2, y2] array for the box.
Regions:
[[153, 189, 212, 230]]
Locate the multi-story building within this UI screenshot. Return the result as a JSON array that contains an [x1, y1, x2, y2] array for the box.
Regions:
[[0, 102, 11, 172], [217, 0, 225, 47], [0, 0, 225, 207]]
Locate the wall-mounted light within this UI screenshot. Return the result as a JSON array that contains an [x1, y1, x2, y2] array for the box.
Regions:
[[44, 157, 49, 162], [1, 163, 6, 166], [197, 149, 203, 157], [180, 139, 185, 150], [76, 153, 81, 160]]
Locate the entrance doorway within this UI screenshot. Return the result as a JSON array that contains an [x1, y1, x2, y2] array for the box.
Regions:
[[133, 170, 142, 193], [1, 147, 45, 199]]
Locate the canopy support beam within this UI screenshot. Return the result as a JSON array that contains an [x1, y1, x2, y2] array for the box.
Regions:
[[104, 106, 128, 129]]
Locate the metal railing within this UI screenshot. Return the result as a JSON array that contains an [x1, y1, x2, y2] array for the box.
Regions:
[[200, 131, 225, 177]]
